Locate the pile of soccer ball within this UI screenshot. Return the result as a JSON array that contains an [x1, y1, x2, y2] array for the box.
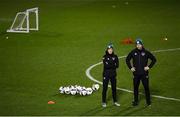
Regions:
[[59, 84, 100, 96]]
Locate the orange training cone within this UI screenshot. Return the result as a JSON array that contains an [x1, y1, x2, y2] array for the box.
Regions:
[[48, 101, 55, 104]]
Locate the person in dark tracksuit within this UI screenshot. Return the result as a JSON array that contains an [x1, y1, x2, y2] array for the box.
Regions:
[[102, 43, 120, 107], [126, 39, 156, 106]]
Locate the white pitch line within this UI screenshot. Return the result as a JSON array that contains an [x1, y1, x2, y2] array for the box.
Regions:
[[85, 48, 180, 102]]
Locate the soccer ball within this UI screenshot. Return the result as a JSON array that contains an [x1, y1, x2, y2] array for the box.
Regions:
[[92, 84, 100, 91], [82, 86, 86, 90], [70, 86, 77, 95], [76, 86, 82, 94], [59, 86, 65, 94], [64, 87, 71, 94], [70, 90, 77, 95], [59, 86, 63, 91], [86, 88, 93, 95], [80, 89, 87, 96]]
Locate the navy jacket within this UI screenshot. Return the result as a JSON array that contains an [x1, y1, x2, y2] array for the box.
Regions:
[[126, 48, 156, 75], [103, 51, 119, 77]]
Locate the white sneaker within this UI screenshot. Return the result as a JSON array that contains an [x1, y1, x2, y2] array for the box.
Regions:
[[102, 103, 107, 108], [114, 102, 120, 107]]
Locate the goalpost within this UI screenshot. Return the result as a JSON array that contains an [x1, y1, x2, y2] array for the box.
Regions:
[[7, 7, 39, 33]]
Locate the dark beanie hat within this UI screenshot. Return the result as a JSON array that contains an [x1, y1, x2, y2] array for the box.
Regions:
[[135, 38, 143, 45], [107, 43, 113, 49]]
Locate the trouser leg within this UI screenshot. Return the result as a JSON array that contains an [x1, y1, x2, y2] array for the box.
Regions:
[[110, 77, 117, 102], [133, 76, 141, 102], [102, 76, 109, 103], [141, 75, 151, 104]]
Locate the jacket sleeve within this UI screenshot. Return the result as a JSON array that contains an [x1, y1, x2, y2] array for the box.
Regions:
[[147, 51, 157, 68], [115, 55, 119, 68], [102, 56, 112, 69], [126, 51, 133, 69]]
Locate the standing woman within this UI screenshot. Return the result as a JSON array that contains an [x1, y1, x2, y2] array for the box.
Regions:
[[102, 43, 120, 107]]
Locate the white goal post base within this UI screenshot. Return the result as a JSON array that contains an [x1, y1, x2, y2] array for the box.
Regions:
[[7, 7, 39, 33]]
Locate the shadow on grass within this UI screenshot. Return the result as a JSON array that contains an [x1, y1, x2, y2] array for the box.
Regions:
[[106, 87, 125, 103], [79, 105, 113, 116], [113, 106, 147, 116]]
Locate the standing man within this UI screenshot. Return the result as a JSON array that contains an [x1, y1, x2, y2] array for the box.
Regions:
[[102, 43, 120, 107], [126, 39, 156, 106]]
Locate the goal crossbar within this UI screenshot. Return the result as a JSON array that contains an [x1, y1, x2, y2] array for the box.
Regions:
[[7, 7, 39, 33]]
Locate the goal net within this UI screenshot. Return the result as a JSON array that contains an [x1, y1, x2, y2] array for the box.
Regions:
[[7, 7, 39, 33]]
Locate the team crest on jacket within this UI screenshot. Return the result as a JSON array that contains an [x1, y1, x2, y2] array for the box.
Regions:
[[134, 53, 137, 56], [141, 52, 145, 56]]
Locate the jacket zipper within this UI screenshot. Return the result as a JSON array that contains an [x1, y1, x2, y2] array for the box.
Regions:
[[138, 51, 141, 66]]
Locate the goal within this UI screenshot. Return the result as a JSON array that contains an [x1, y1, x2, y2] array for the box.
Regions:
[[7, 7, 39, 33]]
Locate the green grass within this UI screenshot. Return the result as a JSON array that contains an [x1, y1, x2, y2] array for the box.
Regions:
[[0, 0, 180, 115]]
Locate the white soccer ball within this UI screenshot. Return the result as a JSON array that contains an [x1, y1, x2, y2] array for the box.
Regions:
[[69, 85, 74, 90], [59, 86, 65, 94], [64, 87, 71, 94], [59, 86, 63, 91], [74, 85, 78, 89], [92, 84, 100, 91], [70, 90, 77, 95], [82, 86, 86, 90], [80, 89, 87, 96], [70, 87, 77, 95], [76, 86, 82, 94], [60, 89, 65, 94], [86, 88, 93, 95]]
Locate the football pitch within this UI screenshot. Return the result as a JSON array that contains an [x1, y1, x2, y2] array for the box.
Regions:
[[0, 0, 180, 116]]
